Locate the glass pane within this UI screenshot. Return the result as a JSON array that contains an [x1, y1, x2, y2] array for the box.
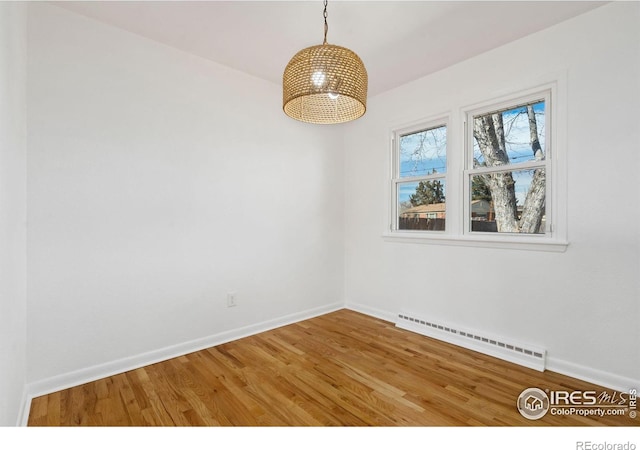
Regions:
[[399, 125, 447, 178], [470, 169, 546, 234], [397, 180, 446, 231], [473, 100, 545, 168]]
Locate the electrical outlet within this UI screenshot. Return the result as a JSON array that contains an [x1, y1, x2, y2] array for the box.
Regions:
[[227, 292, 237, 307]]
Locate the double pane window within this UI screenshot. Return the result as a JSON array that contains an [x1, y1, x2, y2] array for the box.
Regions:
[[388, 87, 561, 250]]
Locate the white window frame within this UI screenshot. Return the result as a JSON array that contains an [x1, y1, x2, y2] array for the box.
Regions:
[[464, 90, 551, 236], [389, 117, 449, 234], [384, 81, 568, 252]]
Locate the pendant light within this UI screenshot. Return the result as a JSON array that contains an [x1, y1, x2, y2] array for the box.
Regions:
[[282, 0, 368, 124]]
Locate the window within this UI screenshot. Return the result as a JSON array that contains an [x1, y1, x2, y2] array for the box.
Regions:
[[391, 120, 447, 232], [465, 91, 550, 235], [386, 84, 567, 251]]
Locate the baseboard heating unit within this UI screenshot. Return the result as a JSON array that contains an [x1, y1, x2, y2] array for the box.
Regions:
[[396, 312, 546, 371]]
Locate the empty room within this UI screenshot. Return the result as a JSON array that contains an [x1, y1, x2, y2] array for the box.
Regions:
[[1, 0, 638, 446]]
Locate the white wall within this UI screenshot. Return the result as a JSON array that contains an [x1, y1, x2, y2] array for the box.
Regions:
[[26, 4, 344, 385], [20, 1, 639, 407], [0, 2, 28, 426], [344, 2, 640, 389]]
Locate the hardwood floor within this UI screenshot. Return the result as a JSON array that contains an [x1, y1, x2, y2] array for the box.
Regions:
[[28, 309, 638, 426]]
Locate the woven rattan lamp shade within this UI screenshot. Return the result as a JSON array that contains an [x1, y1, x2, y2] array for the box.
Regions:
[[283, 43, 368, 124]]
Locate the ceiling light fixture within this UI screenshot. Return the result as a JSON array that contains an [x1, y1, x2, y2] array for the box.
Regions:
[[282, 0, 368, 124]]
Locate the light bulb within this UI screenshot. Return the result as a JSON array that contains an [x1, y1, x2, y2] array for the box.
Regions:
[[311, 71, 326, 87], [328, 92, 339, 100]]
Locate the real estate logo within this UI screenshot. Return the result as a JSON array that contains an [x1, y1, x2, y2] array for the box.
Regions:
[[517, 387, 550, 420], [517, 387, 637, 421]]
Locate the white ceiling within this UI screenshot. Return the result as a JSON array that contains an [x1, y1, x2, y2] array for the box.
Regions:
[[55, 1, 606, 96]]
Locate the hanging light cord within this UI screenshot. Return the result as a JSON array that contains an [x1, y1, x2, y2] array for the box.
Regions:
[[323, 0, 329, 44]]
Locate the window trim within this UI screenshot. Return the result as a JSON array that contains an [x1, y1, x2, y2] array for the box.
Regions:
[[384, 81, 568, 252]]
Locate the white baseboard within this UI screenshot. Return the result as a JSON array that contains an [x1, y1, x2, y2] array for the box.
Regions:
[[546, 357, 639, 394], [345, 301, 397, 323], [21, 302, 344, 425], [16, 385, 30, 427]]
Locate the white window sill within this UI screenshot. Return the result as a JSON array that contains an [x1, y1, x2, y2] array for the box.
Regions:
[[382, 232, 568, 252]]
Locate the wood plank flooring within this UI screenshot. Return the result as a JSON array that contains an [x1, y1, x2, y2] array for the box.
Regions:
[[28, 309, 638, 426]]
